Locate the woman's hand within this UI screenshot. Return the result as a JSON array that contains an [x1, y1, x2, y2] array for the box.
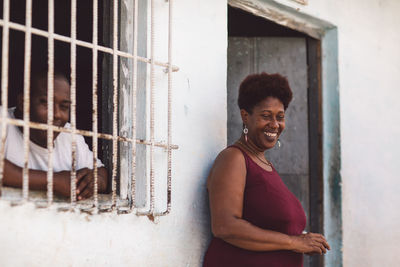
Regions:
[[290, 232, 331, 255]]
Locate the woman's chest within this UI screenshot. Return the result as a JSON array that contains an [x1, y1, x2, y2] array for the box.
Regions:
[[243, 169, 307, 235]]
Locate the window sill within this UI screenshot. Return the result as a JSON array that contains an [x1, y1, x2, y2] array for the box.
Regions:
[[1, 187, 129, 213]]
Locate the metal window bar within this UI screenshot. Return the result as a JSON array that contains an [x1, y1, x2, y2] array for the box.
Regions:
[[0, 0, 178, 217], [92, 0, 99, 211], [0, 0, 10, 198], [0, 21, 178, 72], [46, 0, 55, 207], [155, 0, 173, 216], [0, 118, 178, 149], [130, 0, 139, 212], [70, 0, 78, 208], [110, 0, 119, 210], [22, 0, 33, 202]]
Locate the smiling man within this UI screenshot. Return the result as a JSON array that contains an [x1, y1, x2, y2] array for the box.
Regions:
[[2, 68, 108, 200]]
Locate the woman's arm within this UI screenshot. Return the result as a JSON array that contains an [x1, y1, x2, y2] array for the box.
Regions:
[[207, 148, 330, 254]]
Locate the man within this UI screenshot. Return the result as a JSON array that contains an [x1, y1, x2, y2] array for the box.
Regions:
[[2, 69, 107, 200]]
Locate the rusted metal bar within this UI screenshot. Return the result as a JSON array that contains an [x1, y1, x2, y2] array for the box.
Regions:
[[150, 0, 156, 217], [46, 0, 55, 206], [155, 0, 173, 217], [130, 0, 139, 211], [123, 0, 139, 213], [165, 0, 174, 216], [22, 0, 33, 202], [70, 0, 78, 208], [111, 0, 119, 209], [0, 20, 179, 72], [92, 0, 99, 210], [0, 117, 178, 150], [0, 0, 10, 198]]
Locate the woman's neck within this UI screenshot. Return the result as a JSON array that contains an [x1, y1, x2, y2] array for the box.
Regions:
[[239, 135, 265, 155]]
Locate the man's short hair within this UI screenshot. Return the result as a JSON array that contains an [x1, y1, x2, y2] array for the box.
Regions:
[[29, 66, 70, 96]]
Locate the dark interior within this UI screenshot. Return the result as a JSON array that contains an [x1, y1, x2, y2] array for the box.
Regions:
[[0, 0, 113, 155], [228, 6, 307, 37]]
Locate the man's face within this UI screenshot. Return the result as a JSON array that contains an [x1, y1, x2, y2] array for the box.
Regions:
[[29, 76, 71, 147]]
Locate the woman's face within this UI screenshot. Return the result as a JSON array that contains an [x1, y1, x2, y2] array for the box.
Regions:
[[241, 96, 285, 151]]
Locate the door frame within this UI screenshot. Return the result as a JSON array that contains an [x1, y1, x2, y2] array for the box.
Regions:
[[227, 1, 342, 266]]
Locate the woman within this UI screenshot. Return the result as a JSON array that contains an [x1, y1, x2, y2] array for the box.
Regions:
[[203, 73, 330, 267]]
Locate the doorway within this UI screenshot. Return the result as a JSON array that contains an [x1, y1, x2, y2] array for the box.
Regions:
[[227, 6, 323, 267]]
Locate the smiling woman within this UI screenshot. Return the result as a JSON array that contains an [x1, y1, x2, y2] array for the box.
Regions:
[[238, 73, 292, 152], [203, 73, 330, 267]]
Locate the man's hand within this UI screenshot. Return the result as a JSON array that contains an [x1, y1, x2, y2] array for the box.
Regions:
[[3, 159, 108, 200], [53, 168, 91, 198], [54, 168, 108, 200], [76, 168, 107, 200]]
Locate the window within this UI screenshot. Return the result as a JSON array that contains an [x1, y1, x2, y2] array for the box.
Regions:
[[0, 0, 178, 216]]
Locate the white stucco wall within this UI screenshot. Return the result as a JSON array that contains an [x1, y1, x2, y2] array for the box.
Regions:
[[0, 0, 227, 266], [274, 0, 400, 266], [1, 0, 399, 266]]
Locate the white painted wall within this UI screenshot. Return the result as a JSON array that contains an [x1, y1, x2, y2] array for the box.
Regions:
[[0, 0, 227, 266], [273, 0, 400, 266], [1, 0, 399, 266]]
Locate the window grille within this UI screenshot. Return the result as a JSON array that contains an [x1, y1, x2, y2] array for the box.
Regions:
[[0, 0, 179, 216]]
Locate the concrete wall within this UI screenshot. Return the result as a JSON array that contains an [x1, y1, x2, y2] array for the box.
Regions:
[[0, 0, 227, 266]]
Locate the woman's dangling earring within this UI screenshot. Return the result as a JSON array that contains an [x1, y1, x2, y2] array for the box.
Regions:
[[277, 139, 281, 148], [243, 125, 248, 142]]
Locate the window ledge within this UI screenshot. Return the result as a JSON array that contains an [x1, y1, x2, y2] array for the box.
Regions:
[[1, 187, 128, 213]]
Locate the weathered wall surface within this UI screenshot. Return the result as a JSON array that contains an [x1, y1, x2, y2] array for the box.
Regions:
[[0, 0, 227, 266], [1, 0, 399, 266], [272, 0, 400, 266]]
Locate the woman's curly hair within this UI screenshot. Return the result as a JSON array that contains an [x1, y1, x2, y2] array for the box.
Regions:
[[238, 72, 293, 113]]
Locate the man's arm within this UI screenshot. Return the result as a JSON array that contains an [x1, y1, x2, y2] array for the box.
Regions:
[[76, 167, 108, 200], [3, 159, 91, 198], [3, 159, 48, 190], [73, 134, 108, 199]]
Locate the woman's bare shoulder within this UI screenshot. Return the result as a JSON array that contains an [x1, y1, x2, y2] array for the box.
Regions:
[[218, 145, 244, 160], [207, 146, 246, 187]]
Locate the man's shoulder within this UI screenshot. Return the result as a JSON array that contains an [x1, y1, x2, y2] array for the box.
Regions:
[[56, 123, 87, 147], [7, 107, 16, 118]]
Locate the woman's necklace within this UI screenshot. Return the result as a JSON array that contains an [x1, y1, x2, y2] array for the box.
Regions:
[[237, 140, 273, 168]]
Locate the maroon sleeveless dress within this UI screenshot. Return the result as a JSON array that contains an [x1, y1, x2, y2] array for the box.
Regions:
[[203, 145, 307, 267]]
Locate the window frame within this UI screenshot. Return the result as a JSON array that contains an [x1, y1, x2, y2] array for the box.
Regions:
[[0, 0, 178, 217]]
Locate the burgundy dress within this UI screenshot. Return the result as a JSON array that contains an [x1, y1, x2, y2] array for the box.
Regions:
[[203, 145, 306, 267]]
